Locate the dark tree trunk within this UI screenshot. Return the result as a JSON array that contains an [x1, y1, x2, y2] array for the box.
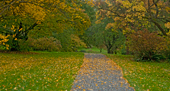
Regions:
[[151, 19, 167, 36], [100, 48, 102, 53], [10, 39, 19, 51], [125, 36, 130, 55], [114, 51, 117, 54], [126, 46, 130, 55], [107, 47, 113, 54], [10, 22, 38, 51], [105, 41, 113, 54]]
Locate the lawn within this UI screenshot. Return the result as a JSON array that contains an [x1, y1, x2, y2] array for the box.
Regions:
[[78, 47, 107, 53], [0, 52, 84, 90], [106, 54, 170, 91]]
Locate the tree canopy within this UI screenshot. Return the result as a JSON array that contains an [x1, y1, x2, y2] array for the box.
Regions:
[[0, 0, 91, 50], [96, 0, 170, 35], [0, 0, 170, 58]]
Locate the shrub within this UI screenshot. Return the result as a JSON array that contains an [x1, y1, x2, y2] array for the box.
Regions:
[[70, 34, 87, 51], [28, 37, 62, 51], [18, 39, 31, 51], [162, 37, 170, 61], [127, 29, 168, 61], [151, 54, 166, 62]]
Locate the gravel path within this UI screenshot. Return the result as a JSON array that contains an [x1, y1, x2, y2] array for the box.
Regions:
[[71, 53, 135, 91]]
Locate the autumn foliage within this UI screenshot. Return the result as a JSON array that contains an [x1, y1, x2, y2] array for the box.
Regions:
[[0, 34, 9, 49], [70, 34, 87, 51], [0, 0, 91, 51], [96, 0, 170, 36], [127, 30, 168, 61], [27, 37, 62, 51]]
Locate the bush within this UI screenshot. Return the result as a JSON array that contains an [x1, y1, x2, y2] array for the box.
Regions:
[[28, 37, 62, 51], [127, 29, 168, 61], [18, 39, 31, 51], [162, 37, 170, 61], [56, 32, 87, 52], [151, 54, 166, 62], [70, 34, 87, 51]]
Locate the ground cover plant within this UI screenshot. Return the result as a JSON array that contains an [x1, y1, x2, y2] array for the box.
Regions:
[[106, 54, 170, 91], [0, 52, 84, 90]]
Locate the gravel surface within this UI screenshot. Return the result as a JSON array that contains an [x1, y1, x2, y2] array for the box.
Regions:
[[71, 53, 135, 91]]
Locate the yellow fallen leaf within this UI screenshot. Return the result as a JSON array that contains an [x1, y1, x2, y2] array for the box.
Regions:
[[96, 84, 98, 86], [14, 87, 17, 90]]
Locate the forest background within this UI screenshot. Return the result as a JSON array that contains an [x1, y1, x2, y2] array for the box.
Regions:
[[0, 0, 170, 61]]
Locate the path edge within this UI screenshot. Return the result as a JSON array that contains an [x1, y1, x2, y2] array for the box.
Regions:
[[104, 54, 136, 91]]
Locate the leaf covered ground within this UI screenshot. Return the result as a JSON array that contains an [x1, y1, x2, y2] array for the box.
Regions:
[[0, 52, 84, 90], [106, 54, 170, 91]]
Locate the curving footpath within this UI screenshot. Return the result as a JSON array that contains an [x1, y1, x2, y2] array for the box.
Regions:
[[71, 53, 135, 91]]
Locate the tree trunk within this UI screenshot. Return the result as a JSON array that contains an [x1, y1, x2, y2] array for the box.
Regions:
[[114, 51, 117, 54], [100, 48, 102, 53], [151, 19, 167, 36], [107, 48, 113, 54], [10, 39, 19, 51], [126, 46, 130, 55], [126, 36, 130, 55]]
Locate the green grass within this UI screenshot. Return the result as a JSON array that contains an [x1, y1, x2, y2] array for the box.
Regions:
[[106, 54, 170, 91], [0, 52, 84, 90], [78, 47, 107, 53]]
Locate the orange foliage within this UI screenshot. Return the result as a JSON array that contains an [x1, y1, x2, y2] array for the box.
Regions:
[[127, 29, 168, 60]]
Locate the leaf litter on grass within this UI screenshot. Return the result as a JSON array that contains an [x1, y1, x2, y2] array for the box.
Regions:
[[107, 54, 170, 91], [0, 52, 84, 91]]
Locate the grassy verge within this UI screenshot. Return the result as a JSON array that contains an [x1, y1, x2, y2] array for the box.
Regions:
[[106, 54, 170, 91], [78, 47, 107, 53], [0, 52, 84, 90]]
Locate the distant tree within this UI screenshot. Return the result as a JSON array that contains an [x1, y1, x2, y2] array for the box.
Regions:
[[86, 18, 125, 54]]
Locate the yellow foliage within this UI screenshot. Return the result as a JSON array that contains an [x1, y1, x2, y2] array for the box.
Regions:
[[21, 3, 46, 22], [3, 25, 6, 29], [0, 34, 10, 49], [165, 7, 170, 13], [105, 0, 113, 7], [165, 22, 170, 29], [0, 0, 91, 43], [95, 20, 101, 24], [71, 34, 87, 48], [132, 4, 146, 12], [11, 25, 15, 30], [114, 17, 120, 21], [122, 0, 132, 8], [105, 23, 115, 30], [96, 0, 154, 33], [86, 0, 95, 7], [123, 28, 135, 35], [19, 28, 23, 32]]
